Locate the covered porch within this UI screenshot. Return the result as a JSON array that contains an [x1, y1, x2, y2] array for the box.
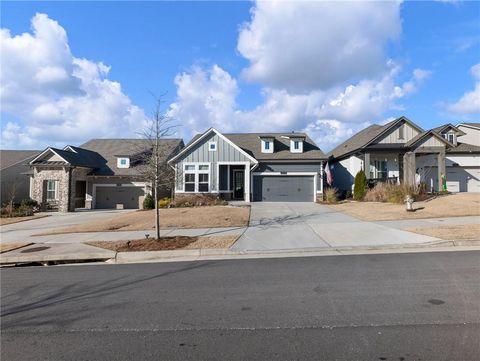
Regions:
[[216, 161, 251, 202]]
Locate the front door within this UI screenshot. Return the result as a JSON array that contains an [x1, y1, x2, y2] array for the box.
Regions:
[[233, 170, 245, 199]]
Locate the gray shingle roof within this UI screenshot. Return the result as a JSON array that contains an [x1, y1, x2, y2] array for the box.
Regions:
[[80, 138, 183, 176], [31, 147, 106, 168], [184, 132, 325, 161], [458, 122, 480, 129], [1, 150, 41, 170], [328, 124, 385, 159], [223, 133, 325, 160], [447, 142, 480, 154]]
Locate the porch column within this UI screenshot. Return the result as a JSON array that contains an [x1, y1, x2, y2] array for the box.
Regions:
[[364, 153, 371, 179], [244, 164, 251, 202], [319, 162, 324, 193], [437, 150, 446, 191], [403, 152, 416, 187]]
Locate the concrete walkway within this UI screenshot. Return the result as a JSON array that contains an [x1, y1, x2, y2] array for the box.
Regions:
[[232, 202, 442, 251], [375, 215, 480, 230]]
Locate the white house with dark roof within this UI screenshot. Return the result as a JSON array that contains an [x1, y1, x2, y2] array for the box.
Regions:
[[328, 116, 480, 193], [28, 138, 183, 212], [167, 128, 327, 202]]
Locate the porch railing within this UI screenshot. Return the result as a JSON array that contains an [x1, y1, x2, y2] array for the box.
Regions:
[[367, 177, 398, 189]]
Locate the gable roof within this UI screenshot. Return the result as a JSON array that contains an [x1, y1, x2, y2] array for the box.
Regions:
[[171, 128, 326, 163], [431, 123, 465, 135], [329, 116, 425, 159], [81, 138, 184, 176], [30, 147, 106, 168], [168, 128, 259, 164], [404, 130, 452, 147], [0, 150, 41, 170]]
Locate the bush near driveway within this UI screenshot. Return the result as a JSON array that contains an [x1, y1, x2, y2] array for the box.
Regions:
[[323, 187, 338, 203], [364, 183, 414, 204], [171, 194, 227, 207]]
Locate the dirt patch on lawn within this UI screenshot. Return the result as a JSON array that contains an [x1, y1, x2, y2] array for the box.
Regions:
[[36, 206, 250, 236], [87, 234, 238, 252], [407, 224, 480, 240], [328, 193, 480, 221], [0, 215, 48, 226]]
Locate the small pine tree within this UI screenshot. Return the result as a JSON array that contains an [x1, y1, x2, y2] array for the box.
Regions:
[[353, 170, 367, 200], [143, 193, 154, 209]]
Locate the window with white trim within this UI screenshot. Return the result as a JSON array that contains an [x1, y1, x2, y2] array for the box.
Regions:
[[117, 157, 130, 168], [46, 180, 58, 200], [444, 133, 455, 144], [184, 164, 210, 192], [261, 139, 274, 153], [290, 139, 303, 153]]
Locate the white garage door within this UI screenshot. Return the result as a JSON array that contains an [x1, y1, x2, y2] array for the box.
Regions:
[[446, 167, 480, 193]]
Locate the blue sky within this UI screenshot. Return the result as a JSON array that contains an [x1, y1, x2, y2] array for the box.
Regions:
[[1, 1, 479, 151]]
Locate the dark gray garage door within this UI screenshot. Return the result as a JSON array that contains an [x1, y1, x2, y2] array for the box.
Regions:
[[253, 175, 314, 202], [95, 186, 145, 209]]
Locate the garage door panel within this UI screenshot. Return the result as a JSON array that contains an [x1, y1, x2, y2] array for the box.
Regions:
[[95, 186, 145, 209], [253, 175, 314, 202], [446, 167, 480, 193]]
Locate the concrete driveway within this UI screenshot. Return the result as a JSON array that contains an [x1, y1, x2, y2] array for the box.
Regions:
[[232, 202, 441, 251], [0, 210, 135, 244]]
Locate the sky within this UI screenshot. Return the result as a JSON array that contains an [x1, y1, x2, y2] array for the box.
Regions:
[[1, 1, 479, 152]]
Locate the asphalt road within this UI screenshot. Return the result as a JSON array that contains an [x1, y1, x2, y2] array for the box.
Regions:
[[1, 251, 480, 360]]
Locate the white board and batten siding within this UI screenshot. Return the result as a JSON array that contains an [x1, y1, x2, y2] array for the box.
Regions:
[[377, 122, 420, 144], [175, 132, 253, 192]]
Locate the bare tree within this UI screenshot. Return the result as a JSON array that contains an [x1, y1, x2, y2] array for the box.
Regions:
[[135, 96, 180, 240], [6, 181, 18, 216]]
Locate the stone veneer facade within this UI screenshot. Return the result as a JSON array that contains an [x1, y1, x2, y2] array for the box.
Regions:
[[31, 166, 91, 212]]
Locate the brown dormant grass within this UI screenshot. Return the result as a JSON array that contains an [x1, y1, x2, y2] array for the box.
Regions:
[[407, 224, 480, 240], [328, 193, 480, 221], [37, 206, 250, 236]]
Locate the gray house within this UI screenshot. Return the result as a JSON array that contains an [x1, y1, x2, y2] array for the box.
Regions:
[[0, 150, 40, 205], [168, 128, 326, 202], [328, 116, 480, 193], [29, 138, 183, 212]]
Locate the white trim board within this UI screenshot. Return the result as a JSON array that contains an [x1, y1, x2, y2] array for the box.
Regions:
[[30, 147, 70, 165]]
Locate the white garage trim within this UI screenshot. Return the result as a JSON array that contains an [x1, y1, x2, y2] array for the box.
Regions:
[[252, 172, 317, 201], [92, 182, 147, 209]]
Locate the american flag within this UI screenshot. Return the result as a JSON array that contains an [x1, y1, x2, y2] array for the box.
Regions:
[[325, 161, 333, 186]]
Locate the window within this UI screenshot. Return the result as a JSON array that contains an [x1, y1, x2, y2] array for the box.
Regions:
[[185, 174, 195, 192], [183, 164, 210, 192], [446, 133, 455, 144], [294, 140, 299, 150], [46, 180, 57, 200], [261, 138, 274, 153], [209, 142, 217, 151], [374, 160, 388, 179], [117, 157, 130, 168], [290, 139, 303, 153]]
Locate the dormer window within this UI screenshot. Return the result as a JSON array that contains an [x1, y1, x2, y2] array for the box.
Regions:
[[443, 133, 456, 145], [117, 157, 130, 168], [261, 138, 274, 153], [290, 138, 303, 153]]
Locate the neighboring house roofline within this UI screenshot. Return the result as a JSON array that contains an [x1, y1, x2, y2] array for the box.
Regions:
[[0, 151, 41, 171], [456, 123, 480, 131], [30, 147, 71, 165], [167, 128, 259, 165]]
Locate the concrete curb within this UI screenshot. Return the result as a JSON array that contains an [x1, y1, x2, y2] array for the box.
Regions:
[[112, 239, 480, 264], [2, 239, 479, 266]]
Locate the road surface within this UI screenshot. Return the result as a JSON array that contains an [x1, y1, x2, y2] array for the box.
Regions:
[[2, 251, 479, 360]]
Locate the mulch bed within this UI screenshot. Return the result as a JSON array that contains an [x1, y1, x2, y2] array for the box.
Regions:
[[87, 236, 198, 252]]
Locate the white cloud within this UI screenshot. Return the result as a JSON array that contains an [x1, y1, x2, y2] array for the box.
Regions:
[[237, 1, 401, 91], [447, 63, 480, 114], [168, 64, 426, 151], [0, 13, 147, 149]]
